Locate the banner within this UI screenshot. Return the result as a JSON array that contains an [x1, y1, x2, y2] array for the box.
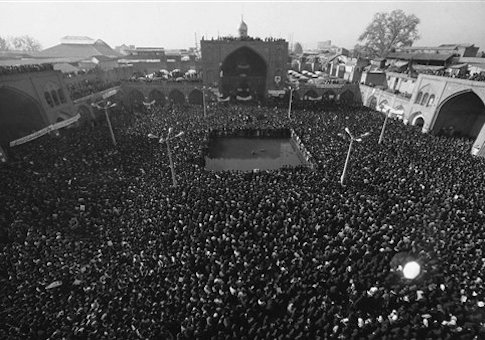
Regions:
[[306, 96, 322, 101], [268, 90, 286, 97], [236, 95, 253, 101], [217, 96, 230, 102], [102, 88, 118, 99], [10, 114, 81, 147]]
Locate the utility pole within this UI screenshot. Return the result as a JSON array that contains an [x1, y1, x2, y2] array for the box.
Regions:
[[92, 101, 117, 146]]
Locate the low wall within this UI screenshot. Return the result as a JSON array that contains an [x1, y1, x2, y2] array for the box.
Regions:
[[199, 128, 315, 170]]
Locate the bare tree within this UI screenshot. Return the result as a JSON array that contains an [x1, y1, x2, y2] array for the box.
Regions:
[[0, 36, 8, 51], [358, 9, 420, 58], [8, 35, 42, 52], [293, 42, 303, 55]]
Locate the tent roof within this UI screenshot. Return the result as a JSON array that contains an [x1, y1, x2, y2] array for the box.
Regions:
[[34, 39, 121, 59], [387, 52, 454, 62]]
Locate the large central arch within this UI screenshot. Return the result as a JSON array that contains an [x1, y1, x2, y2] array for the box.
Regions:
[[221, 47, 267, 100], [0, 87, 46, 145], [432, 90, 485, 138]]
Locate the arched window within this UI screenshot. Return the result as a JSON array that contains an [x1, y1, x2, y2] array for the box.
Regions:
[[45, 82, 62, 106], [421, 93, 429, 106], [44, 92, 54, 107], [57, 89, 66, 103], [415, 91, 423, 104], [427, 94, 435, 107], [51, 90, 60, 106]]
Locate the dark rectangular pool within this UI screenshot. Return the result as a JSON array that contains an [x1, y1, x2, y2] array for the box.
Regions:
[[205, 137, 305, 171]]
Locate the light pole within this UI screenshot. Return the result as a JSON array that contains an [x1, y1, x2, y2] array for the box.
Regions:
[[340, 127, 370, 186], [202, 86, 207, 118], [378, 107, 391, 144], [200, 86, 211, 118], [148, 128, 184, 187], [92, 101, 117, 146], [288, 87, 294, 119]]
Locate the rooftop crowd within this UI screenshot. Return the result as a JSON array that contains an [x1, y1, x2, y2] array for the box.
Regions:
[[0, 63, 54, 76], [431, 70, 485, 83], [1, 98, 484, 339], [206, 36, 286, 43], [67, 79, 121, 101]]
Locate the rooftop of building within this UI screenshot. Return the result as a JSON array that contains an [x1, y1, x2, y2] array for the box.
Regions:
[[34, 37, 121, 59], [386, 52, 454, 62], [400, 43, 476, 51]]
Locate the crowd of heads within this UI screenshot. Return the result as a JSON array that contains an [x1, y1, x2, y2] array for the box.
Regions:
[[392, 66, 485, 83], [1, 97, 484, 339], [130, 71, 202, 84], [209, 36, 286, 43], [0, 63, 54, 75]]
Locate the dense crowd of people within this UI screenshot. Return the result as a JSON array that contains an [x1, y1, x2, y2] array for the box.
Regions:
[[0, 63, 54, 75], [208, 36, 286, 42], [1, 99, 484, 339], [391, 67, 485, 83]]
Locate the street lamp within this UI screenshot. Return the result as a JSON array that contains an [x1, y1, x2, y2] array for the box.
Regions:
[[378, 107, 391, 144], [200, 86, 211, 118], [340, 127, 370, 186], [92, 101, 117, 146], [288, 86, 294, 119], [148, 128, 185, 187]]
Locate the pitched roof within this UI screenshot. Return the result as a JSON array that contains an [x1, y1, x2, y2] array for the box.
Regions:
[[386, 52, 454, 62], [35, 39, 121, 59]]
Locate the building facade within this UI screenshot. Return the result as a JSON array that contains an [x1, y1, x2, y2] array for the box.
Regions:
[[361, 73, 485, 155], [0, 66, 76, 146], [200, 21, 288, 100]]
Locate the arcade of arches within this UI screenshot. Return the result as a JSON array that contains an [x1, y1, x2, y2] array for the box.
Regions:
[[432, 91, 485, 138], [221, 47, 267, 99], [0, 88, 46, 145]]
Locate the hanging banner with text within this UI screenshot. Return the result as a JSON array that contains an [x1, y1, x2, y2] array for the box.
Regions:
[[10, 114, 81, 147]]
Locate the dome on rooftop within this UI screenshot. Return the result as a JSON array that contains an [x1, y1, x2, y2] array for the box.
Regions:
[[239, 19, 248, 38]]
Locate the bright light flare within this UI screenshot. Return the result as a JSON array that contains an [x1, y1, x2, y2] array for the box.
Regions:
[[403, 261, 421, 279]]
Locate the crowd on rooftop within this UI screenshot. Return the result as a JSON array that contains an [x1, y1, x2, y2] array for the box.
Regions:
[[208, 36, 286, 43], [1, 98, 484, 339], [428, 70, 485, 82], [0, 63, 54, 76], [67, 79, 121, 101]]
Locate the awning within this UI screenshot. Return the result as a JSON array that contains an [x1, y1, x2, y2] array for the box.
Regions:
[[393, 61, 409, 68], [412, 65, 444, 72], [448, 63, 468, 69]]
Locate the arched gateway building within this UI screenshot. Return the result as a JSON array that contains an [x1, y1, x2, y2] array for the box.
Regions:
[[200, 20, 288, 101]]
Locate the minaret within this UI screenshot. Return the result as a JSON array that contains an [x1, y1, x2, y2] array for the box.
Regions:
[[238, 15, 248, 38]]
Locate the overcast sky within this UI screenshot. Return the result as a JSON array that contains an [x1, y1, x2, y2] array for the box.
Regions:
[[0, 1, 484, 51]]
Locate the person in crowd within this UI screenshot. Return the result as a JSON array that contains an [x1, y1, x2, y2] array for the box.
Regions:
[[1, 98, 484, 340]]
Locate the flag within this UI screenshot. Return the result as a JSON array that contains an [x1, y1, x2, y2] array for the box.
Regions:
[[46, 281, 63, 289]]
